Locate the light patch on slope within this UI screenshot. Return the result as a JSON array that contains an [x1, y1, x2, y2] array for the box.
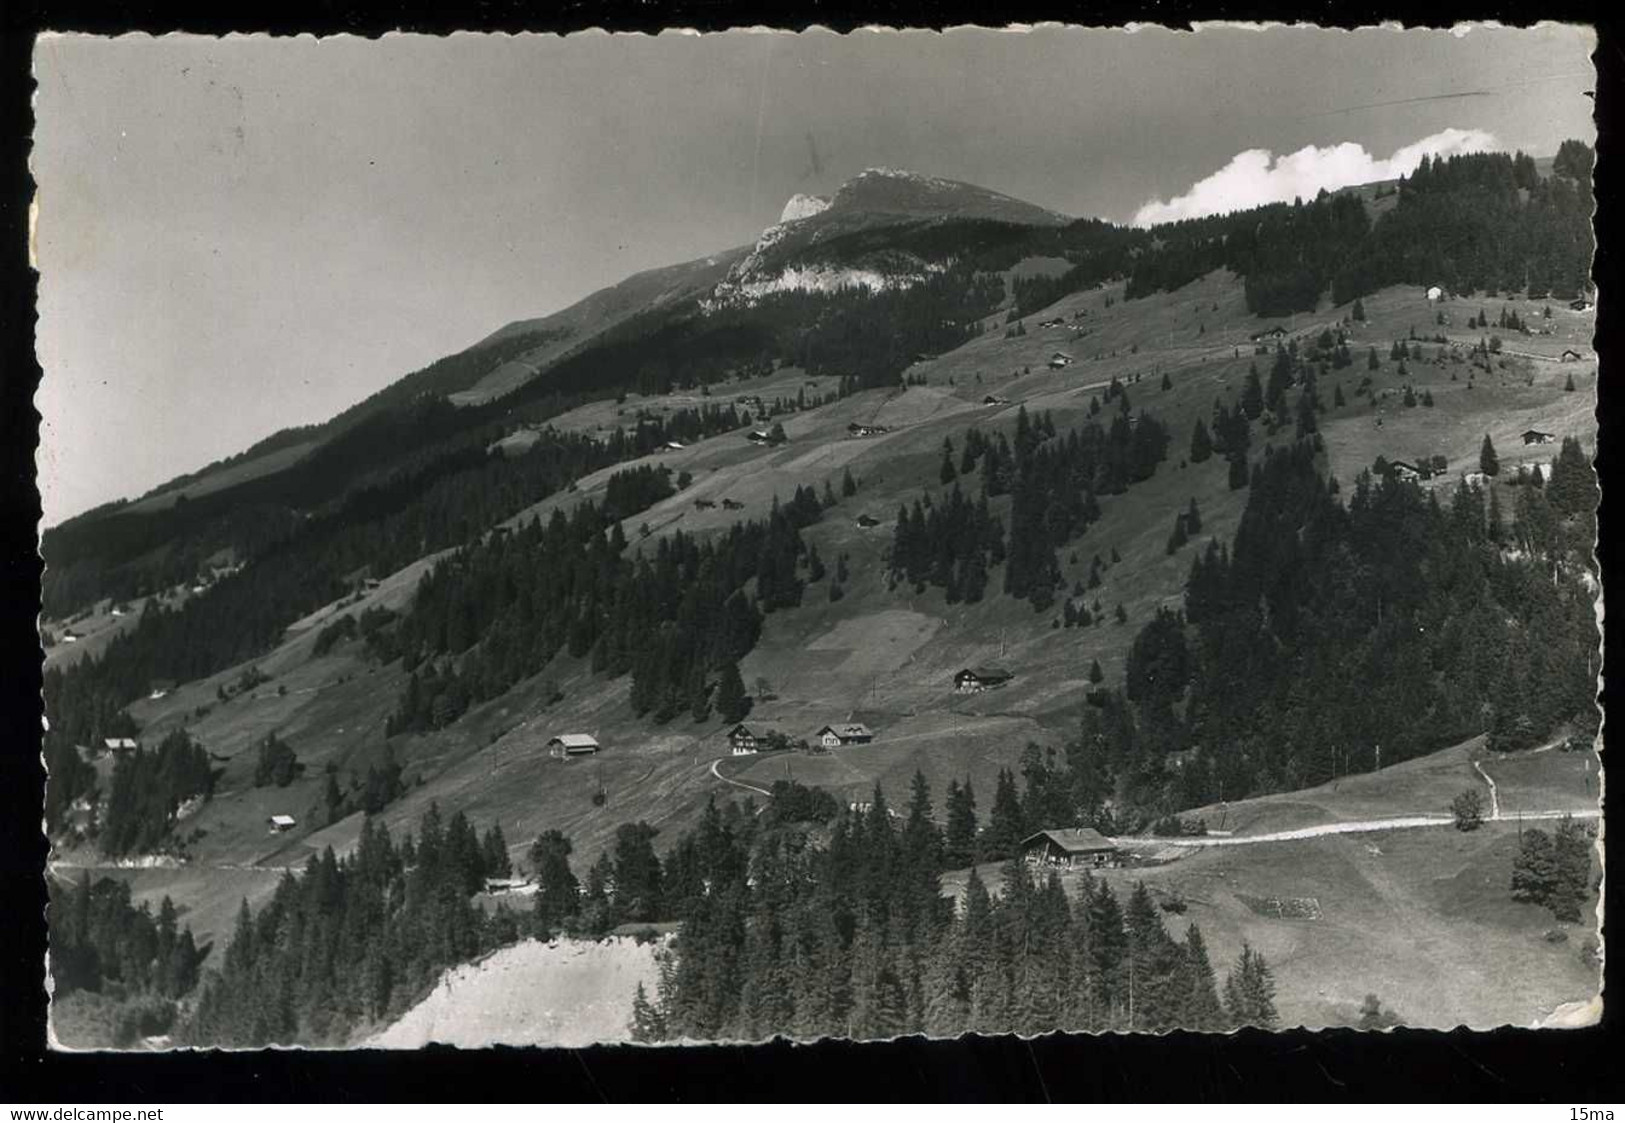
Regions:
[[1133, 128, 1499, 227], [780, 193, 831, 223], [367, 936, 663, 1048], [719, 261, 946, 303]]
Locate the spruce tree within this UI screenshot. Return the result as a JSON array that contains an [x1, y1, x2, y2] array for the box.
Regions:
[[716, 662, 751, 724], [945, 779, 978, 867], [1480, 433, 1500, 477], [530, 829, 580, 933], [1223, 942, 1279, 1029], [1190, 418, 1213, 464], [630, 980, 668, 1041], [986, 768, 1026, 858], [1178, 923, 1226, 1031]]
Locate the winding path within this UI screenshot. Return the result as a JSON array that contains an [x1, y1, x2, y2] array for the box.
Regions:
[[1140, 807, 1598, 848], [709, 758, 773, 798], [1473, 758, 1502, 820]]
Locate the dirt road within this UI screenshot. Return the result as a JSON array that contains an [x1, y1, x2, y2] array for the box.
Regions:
[[709, 758, 773, 798], [1140, 807, 1599, 848]]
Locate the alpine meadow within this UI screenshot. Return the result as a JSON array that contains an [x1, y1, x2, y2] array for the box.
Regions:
[[32, 29, 1602, 1049]]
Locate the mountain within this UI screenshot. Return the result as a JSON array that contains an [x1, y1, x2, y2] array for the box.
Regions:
[[39, 149, 1601, 1044], [451, 248, 751, 406], [711, 167, 1073, 305]]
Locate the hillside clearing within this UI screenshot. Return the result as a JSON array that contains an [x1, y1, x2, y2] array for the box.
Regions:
[[367, 936, 663, 1048]]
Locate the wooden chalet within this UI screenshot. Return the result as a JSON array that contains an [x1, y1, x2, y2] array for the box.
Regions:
[[1249, 325, 1288, 341], [816, 723, 874, 749], [953, 667, 1015, 694], [728, 725, 759, 755], [268, 814, 297, 833], [1522, 429, 1556, 446], [548, 733, 601, 759], [855, 514, 882, 528], [101, 737, 138, 754], [1021, 828, 1120, 869], [1560, 350, 1583, 363]]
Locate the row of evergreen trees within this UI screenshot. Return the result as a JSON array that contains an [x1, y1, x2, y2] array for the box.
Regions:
[[42, 414, 730, 833], [890, 403, 1169, 611], [98, 729, 216, 858], [50, 872, 204, 1004], [383, 481, 828, 734], [630, 779, 1277, 1040], [1125, 146, 1593, 315], [180, 805, 516, 1047], [1331, 150, 1593, 304], [1095, 433, 1597, 815]]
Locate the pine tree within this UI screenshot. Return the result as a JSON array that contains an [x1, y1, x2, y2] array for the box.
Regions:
[[985, 768, 1026, 858], [1190, 418, 1213, 464], [1089, 658, 1104, 685], [716, 661, 751, 724], [630, 980, 668, 1041], [1551, 817, 1595, 923], [842, 467, 858, 497], [1241, 365, 1265, 420], [1487, 487, 1506, 544], [1228, 450, 1249, 490], [482, 824, 512, 879], [1480, 434, 1500, 477], [1223, 942, 1278, 1029], [945, 779, 978, 867], [530, 829, 580, 933], [1178, 923, 1226, 1031], [1352, 297, 1366, 322]]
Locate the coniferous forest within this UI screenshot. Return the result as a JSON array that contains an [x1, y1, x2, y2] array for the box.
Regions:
[[1096, 435, 1599, 817], [39, 142, 1600, 1046], [176, 779, 1282, 1046]]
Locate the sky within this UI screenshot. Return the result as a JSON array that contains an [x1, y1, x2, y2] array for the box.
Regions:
[[32, 24, 1595, 527]]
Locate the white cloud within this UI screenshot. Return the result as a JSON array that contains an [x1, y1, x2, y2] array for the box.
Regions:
[[1131, 127, 1500, 228]]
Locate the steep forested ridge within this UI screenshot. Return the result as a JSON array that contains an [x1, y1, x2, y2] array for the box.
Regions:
[[1093, 435, 1599, 819], [42, 146, 1596, 853], [383, 477, 827, 733]]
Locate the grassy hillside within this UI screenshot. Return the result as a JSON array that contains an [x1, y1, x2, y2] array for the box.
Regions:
[[945, 815, 1599, 1030], [52, 267, 1599, 993], [940, 735, 1599, 1030]]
